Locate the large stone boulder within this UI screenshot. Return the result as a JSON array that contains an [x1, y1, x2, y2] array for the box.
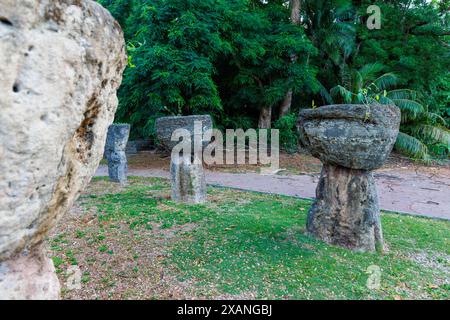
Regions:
[[297, 104, 400, 252], [0, 0, 127, 299]]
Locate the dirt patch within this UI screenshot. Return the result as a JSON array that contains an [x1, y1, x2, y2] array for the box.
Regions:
[[48, 184, 203, 299], [404, 251, 450, 275]]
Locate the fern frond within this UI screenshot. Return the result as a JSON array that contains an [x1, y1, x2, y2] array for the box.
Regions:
[[422, 112, 448, 126], [318, 82, 334, 105]]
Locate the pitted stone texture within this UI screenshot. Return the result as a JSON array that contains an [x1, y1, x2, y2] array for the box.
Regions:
[[170, 155, 207, 204], [297, 104, 400, 170], [298, 104, 400, 252], [156, 115, 212, 152], [105, 124, 130, 184], [307, 164, 384, 252], [0, 246, 60, 299], [0, 0, 126, 298]]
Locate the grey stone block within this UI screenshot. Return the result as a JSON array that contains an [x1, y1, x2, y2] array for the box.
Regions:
[[105, 124, 130, 184], [155, 115, 212, 152], [170, 155, 206, 204]]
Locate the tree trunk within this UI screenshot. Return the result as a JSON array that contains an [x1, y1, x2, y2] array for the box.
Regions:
[[279, 0, 301, 118], [279, 90, 293, 118], [258, 105, 272, 129], [290, 0, 301, 25], [306, 164, 384, 252]]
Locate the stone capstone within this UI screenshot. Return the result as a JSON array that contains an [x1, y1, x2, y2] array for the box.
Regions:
[[297, 104, 400, 170], [155, 115, 212, 152], [0, 0, 127, 299]]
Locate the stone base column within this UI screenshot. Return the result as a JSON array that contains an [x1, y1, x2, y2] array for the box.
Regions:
[[105, 124, 130, 184], [307, 164, 384, 252], [0, 245, 60, 300], [170, 154, 206, 204], [107, 150, 128, 184]]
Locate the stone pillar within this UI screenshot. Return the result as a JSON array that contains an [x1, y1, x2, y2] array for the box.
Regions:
[[105, 124, 130, 184], [170, 154, 207, 204], [156, 115, 212, 204], [0, 0, 127, 299], [297, 104, 400, 252], [307, 164, 383, 252]]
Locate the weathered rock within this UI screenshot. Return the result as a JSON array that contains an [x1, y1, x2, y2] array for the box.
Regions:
[[0, 0, 126, 299], [105, 124, 130, 184], [156, 115, 212, 152], [170, 155, 207, 204], [298, 104, 400, 252], [307, 164, 383, 251], [156, 115, 211, 203], [0, 244, 60, 300], [298, 104, 400, 170]]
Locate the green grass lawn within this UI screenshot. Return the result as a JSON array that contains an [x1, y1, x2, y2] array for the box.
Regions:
[[49, 177, 449, 300]]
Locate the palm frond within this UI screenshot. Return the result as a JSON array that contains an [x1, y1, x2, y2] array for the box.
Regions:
[[353, 70, 363, 92], [358, 63, 385, 83], [392, 99, 425, 120], [410, 124, 450, 147], [372, 73, 398, 91], [377, 95, 394, 105], [330, 85, 353, 104], [394, 132, 430, 160], [386, 89, 417, 100], [318, 82, 334, 105], [422, 112, 448, 127]]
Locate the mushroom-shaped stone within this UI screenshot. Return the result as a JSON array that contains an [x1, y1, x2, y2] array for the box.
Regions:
[[105, 124, 130, 184], [298, 104, 400, 170], [155, 115, 212, 204], [297, 104, 400, 252], [0, 0, 126, 299]]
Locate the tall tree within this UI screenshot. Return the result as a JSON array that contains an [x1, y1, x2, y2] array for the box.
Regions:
[[279, 0, 301, 118], [100, 0, 318, 134]]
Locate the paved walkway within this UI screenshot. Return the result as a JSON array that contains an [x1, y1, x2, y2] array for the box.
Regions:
[[95, 166, 450, 220]]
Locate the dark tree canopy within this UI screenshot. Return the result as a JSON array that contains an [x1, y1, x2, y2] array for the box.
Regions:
[[99, 0, 449, 160]]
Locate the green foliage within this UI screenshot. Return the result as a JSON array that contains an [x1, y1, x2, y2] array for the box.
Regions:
[[355, 0, 449, 108], [99, 0, 317, 139], [352, 0, 450, 159], [273, 113, 298, 153], [328, 62, 450, 160], [51, 177, 450, 299], [99, 0, 449, 160]]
